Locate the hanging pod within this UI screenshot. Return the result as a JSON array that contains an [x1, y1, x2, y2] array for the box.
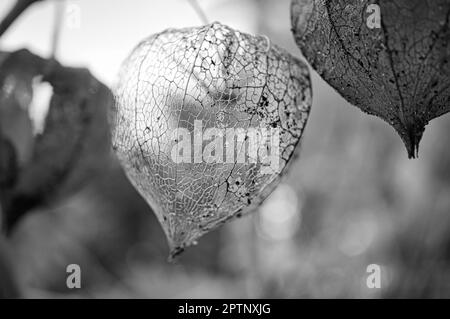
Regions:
[[112, 22, 312, 258], [291, 0, 450, 158]]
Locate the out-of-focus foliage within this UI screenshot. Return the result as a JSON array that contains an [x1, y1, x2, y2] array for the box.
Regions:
[[0, 49, 112, 232], [0, 237, 20, 298], [291, 0, 450, 158]]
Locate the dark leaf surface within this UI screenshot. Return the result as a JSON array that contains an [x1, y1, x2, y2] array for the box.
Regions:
[[291, 0, 450, 158]]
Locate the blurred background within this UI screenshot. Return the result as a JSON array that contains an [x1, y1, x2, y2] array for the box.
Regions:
[[1, 0, 450, 298]]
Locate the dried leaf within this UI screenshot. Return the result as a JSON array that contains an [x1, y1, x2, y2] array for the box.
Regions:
[[291, 0, 450, 158], [0, 50, 37, 167], [0, 49, 113, 232], [112, 22, 312, 258]]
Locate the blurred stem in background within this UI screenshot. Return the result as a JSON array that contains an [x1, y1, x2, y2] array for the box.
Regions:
[[187, 0, 209, 25], [0, 0, 65, 58], [50, 0, 65, 59], [0, 0, 42, 38]]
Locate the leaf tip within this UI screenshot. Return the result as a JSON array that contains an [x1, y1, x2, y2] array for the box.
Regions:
[[398, 122, 425, 160], [167, 246, 185, 263]]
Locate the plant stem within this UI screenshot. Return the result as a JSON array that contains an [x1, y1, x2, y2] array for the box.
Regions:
[[50, 0, 65, 59], [187, 0, 209, 25], [0, 0, 42, 38]]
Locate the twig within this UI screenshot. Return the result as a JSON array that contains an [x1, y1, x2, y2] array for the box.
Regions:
[[187, 0, 209, 25], [0, 0, 42, 38]]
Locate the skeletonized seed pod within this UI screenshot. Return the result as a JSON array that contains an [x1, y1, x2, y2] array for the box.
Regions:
[[291, 0, 450, 158], [112, 22, 311, 258]]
